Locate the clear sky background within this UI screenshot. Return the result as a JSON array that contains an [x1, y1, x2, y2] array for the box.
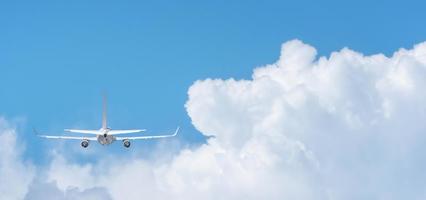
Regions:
[[1, 0, 425, 160], [1, 0, 426, 185]]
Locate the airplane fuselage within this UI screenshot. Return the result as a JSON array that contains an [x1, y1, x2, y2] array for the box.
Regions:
[[97, 134, 115, 145], [97, 128, 115, 145]]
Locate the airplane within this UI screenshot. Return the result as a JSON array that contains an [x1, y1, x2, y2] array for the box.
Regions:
[[35, 96, 179, 148]]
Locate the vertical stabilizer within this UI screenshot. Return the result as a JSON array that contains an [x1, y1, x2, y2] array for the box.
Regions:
[[102, 95, 107, 129]]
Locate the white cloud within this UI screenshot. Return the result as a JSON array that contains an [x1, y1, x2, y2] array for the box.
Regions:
[[5, 39, 426, 199], [0, 118, 112, 200], [184, 40, 426, 199], [0, 118, 35, 200], [24, 181, 112, 200]]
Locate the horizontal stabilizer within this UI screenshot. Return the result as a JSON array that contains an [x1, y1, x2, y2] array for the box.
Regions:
[[64, 129, 101, 134], [108, 129, 146, 135]]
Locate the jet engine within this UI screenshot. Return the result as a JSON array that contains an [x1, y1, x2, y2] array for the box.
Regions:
[[81, 140, 89, 148], [123, 139, 131, 148]]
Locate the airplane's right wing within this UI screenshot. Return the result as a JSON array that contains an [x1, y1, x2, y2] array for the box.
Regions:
[[64, 129, 101, 135], [115, 127, 179, 140]]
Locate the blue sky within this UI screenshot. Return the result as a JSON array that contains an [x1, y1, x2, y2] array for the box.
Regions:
[[1, 0, 425, 165], [1, 1, 426, 199]]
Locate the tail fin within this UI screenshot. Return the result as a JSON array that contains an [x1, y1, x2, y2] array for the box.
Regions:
[[102, 94, 107, 129]]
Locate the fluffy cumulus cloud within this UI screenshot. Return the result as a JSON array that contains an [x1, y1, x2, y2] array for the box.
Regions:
[[24, 181, 111, 200], [0, 118, 112, 200], [3, 40, 426, 199], [186, 39, 426, 199], [0, 118, 35, 199]]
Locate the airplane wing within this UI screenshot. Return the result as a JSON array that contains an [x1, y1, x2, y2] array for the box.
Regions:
[[38, 135, 98, 140], [115, 127, 179, 140], [34, 128, 97, 140], [64, 129, 101, 134], [108, 129, 146, 135]]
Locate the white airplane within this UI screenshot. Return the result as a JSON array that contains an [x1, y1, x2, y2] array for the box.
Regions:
[[35, 96, 179, 148]]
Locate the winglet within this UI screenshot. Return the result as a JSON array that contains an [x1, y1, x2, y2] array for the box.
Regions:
[[173, 126, 180, 136], [33, 127, 41, 136], [33, 127, 48, 138]]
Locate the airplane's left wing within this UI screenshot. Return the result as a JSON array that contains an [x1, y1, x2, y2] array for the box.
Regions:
[[115, 127, 179, 140], [34, 128, 98, 140], [38, 135, 98, 140]]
